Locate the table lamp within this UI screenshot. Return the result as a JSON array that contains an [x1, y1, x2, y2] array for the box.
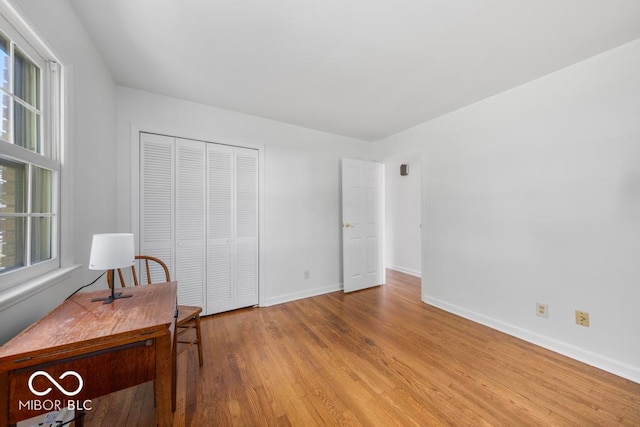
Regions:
[[89, 233, 135, 304]]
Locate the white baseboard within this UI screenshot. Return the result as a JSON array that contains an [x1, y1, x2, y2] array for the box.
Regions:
[[386, 265, 422, 278], [262, 282, 343, 307], [425, 296, 640, 384]]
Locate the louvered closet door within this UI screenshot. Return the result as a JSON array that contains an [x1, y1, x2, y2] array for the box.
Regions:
[[141, 133, 258, 314], [175, 138, 207, 306], [234, 148, 259, 308], [206, 144, 234, 313], [140, 133, 175, 281], [206, 144, 258, 314]]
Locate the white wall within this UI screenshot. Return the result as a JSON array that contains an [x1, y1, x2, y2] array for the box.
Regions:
[[385, 155, 422, 277], [0, 0, 117, 343], [373, 39, 640, 382], [117, 87, 371, 306]]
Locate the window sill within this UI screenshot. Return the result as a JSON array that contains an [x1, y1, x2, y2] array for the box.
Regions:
[[0, 265, 81, 312]]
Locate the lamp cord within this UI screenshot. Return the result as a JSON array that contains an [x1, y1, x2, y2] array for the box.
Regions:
[[64, 271, 107, 301]]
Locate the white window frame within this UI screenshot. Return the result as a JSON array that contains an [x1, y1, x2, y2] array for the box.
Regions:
[[0, 2, 63, 292]]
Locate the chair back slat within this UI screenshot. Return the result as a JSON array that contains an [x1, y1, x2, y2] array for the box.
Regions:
[[144, 258, 152, 284], [132, 265, 140, 287], [118, 269, 126, 287]]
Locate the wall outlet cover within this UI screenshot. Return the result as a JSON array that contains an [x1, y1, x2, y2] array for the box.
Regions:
[[575, 310, 590, 327], [536, 303, 548, 318]]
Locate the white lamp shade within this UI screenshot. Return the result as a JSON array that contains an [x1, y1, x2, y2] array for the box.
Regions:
[[89, 233, 135, 270]]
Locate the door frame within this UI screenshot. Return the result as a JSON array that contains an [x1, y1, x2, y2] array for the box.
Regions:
[[381, 151, 424, 298], [128, 126, 266, 308]]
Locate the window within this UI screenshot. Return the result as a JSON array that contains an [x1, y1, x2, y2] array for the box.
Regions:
[[0, 10, 61, 290]]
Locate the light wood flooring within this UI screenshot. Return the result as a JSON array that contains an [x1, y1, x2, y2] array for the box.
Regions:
[[84, 269, 640, 426]]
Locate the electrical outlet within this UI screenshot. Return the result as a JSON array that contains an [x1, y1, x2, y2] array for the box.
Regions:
[[304, 270, 310, 279], [575, 310, 590, 327], [536, 303, 548, 318]]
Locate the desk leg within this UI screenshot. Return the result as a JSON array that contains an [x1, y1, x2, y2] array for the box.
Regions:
[[172, 326, 177, 412], [155, 332, 173, 427], [75, 410, 85, 427], [1, 372, 8, 427]]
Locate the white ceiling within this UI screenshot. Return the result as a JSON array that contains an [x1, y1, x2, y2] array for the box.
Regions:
[[68, 0, 640, 141]]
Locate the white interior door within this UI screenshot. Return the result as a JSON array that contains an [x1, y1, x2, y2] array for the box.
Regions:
[[341, 159, 383, 292]]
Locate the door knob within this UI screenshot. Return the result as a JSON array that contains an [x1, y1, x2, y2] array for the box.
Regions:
[[344, 222, 352, 228]]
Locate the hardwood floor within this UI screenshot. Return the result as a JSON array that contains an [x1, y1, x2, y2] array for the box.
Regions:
[[84, 270, 640, 426]]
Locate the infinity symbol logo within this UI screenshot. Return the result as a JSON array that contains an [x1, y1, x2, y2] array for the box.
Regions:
[[28, 371, 84, 397]]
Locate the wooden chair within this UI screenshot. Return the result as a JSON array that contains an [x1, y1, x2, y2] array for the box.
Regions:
[[108, 255, 204, 367]]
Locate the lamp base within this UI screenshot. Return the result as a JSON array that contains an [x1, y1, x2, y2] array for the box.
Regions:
[[91, 292, 133, 304]]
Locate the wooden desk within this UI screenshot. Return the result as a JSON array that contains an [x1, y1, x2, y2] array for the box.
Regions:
[[0, 282, 177, 427]]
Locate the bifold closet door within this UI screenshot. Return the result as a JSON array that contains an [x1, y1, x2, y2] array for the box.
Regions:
[[140, 133, 175, 283], [174, 138, 206, 307], [141, 132, 258, 314], [140, 134, 206, 307], [206, 144, 233, 313], [207, 144, 258, 314]]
